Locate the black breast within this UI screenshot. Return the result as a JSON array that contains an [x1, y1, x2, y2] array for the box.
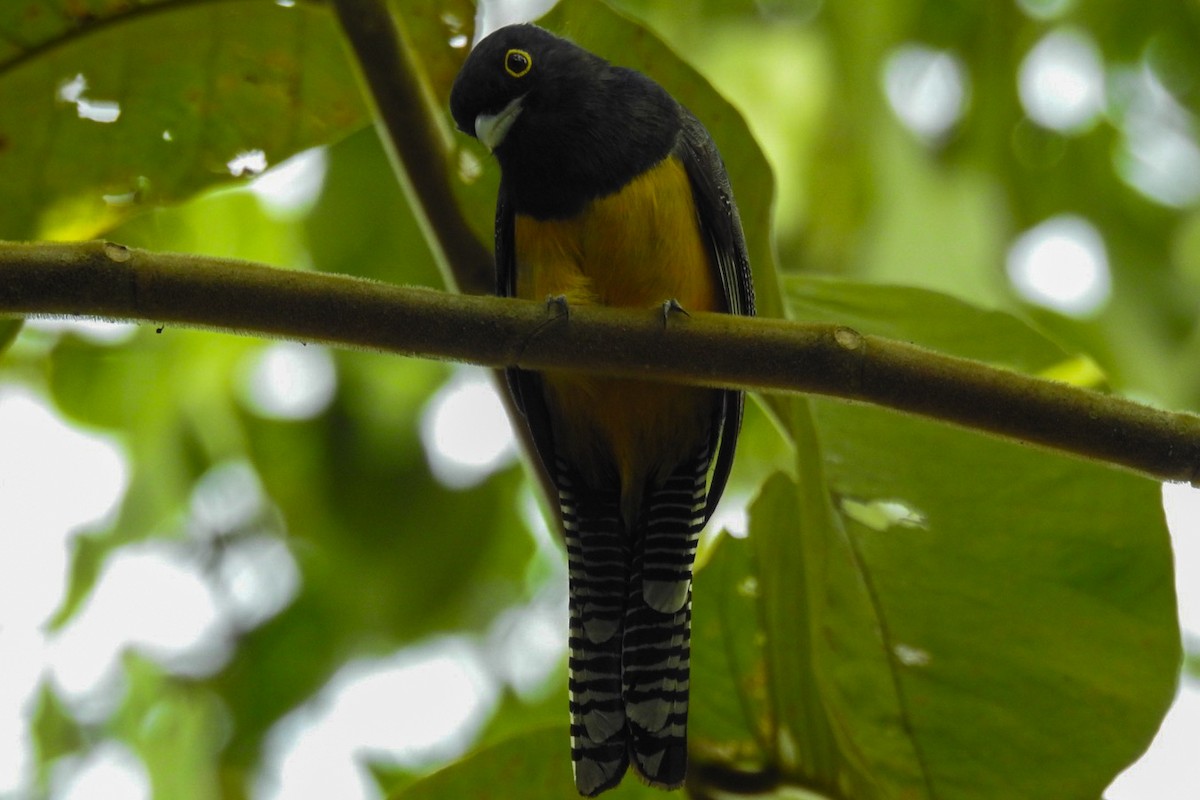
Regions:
[[497, 67, 683, 220]]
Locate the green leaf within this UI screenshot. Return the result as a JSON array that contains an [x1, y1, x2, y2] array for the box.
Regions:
[[784, 275, 1076, 375], [0, 319, 20, 356], [31, 682, 84, 790], [48, 530, 112, 629], [0, 0, 367, 239], [693, 427, 929, 798], [723, 275, 1183, 798], [392, 726, 665, 800], [688, 278, 1179, 797], [756, 407, 926, 798], [689, 528, 772, 774], [303, 127, 443, 286], [391, 726, 569, 799], [49, 326, 251, 545], [111, 654, 223, 800], [812, 403, 1176, 798]]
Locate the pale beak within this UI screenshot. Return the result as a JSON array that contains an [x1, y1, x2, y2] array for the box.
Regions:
[[475, 95, 524, 152]]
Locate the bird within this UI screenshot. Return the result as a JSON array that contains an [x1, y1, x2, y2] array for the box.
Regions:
[[450, 23, 755, 796]]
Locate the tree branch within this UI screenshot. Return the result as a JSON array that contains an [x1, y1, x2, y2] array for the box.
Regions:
[[329, 0, 492, 295], [3, 239, 1198, 486]]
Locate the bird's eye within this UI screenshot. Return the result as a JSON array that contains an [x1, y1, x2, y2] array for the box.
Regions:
[[504, 48, 533, 78]]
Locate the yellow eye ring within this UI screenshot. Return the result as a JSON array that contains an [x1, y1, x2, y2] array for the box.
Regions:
[[504, 48, 533, 78]]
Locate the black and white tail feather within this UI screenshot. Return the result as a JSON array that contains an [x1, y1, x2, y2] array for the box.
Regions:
[[561, 444, 710, 796]]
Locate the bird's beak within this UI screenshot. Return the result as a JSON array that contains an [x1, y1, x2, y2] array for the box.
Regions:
[[475, 95, 524, 152]]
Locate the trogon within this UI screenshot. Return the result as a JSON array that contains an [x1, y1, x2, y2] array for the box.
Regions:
[[450, 23, 755, 796]]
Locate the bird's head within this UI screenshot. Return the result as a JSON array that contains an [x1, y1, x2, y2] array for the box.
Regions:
[[449, 24, 606, 155]]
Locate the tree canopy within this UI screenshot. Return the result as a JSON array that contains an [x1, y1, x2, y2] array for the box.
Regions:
[[0, 0, 1194, 798]]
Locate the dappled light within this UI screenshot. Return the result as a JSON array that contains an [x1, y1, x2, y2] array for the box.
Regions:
[[419, 368, 517, 489], [1112, 63, 1200, 208], [882, 44, 968, 141], [892, 643, 932, 668], [228, 150, 270, 178], [839, 497, 929, 532], [1109, 683, 1200, 799], [188, 461, 301, 628], [1163, 483, 1200, 643], [251, 148, 330, 219], [1, 0, 1198, 798], [26, 318, 138, 346], [1006, 214, 1111, 316], [49, 541, 231, 692], [0, 388, 127, 628], [51, 741, 149, 800], [484, 580, 567, 699], [0, 388, 128, 793], [256, 639, 498, 800], [239, 342, 338, 420], [1016, 0, 1074, 21], [1017, 27, 1105, 132], [708, 498, 749, 540], [56, 73, 121, 124]]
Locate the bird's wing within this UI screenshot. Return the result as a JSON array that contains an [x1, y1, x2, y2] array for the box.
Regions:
[[495, 182, 565, 499], [675, 110, 756, 524]]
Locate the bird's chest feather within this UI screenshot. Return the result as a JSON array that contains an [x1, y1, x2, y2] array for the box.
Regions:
[[513, 155, 719, 312], [512, 155, 721, 502]]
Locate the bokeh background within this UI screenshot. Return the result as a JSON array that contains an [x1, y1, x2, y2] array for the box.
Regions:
[[1, 0, 1198, 797]]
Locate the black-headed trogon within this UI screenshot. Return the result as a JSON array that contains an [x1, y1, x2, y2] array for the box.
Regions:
[[450, 23, 755, 796]]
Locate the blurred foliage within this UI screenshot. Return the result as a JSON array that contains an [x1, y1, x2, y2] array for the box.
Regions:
[[0, 0, 367, 241], [0, 0, 1194, 799]]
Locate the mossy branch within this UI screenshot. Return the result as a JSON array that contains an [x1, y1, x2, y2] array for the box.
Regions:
[[2, 239, 1198, 486]]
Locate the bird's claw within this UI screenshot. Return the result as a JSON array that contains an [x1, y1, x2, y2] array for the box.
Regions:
[[546, 294, 570, 320], [661, 298, 689, 326]]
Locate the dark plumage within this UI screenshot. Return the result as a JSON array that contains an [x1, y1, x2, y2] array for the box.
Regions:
[[450, 23, 755, 795], [451, 24, 681, 220]]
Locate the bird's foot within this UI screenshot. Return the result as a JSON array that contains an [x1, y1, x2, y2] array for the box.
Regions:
[[661, 298, 689, 326], [546, 294, 570, 321]]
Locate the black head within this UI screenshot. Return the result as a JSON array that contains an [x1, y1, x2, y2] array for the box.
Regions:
[[449, 23, 680, 218], [449, 24, 605, 153]]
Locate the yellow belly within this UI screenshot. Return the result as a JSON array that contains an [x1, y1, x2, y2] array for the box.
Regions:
[[513, 155, 722, 518]]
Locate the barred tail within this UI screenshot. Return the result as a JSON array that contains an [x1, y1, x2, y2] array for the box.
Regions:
[[623, 447, 708, 790], [561, 462, 630, 796]]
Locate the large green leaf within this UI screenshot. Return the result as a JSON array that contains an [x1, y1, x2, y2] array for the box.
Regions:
[[0, 0, 367, 239], [687, 276, 1181, 798], [795, 276, 1178, 796], [811, 404, 1175, 797], [30, 682, 84, 789], [303, 126, 443, 285], [393, 725, 666, 800], [783, 275, 1085, 375], [0, 319, 20, 355], [690, 409, 932, 799], [111, 654, 224, 800]]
